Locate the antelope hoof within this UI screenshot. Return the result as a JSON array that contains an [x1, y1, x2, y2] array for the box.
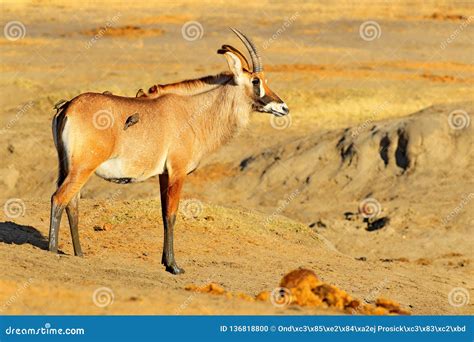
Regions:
[[165, 264, 185, 275], [75, 250, 84, 257]]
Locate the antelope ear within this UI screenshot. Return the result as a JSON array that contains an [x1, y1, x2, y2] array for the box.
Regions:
[[218, 50, 244, 83]]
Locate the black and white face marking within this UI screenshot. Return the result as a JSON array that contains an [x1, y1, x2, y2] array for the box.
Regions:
[[252, 77, 265, 98], [252, 77, 289, 117], [262, 101, 290, 117]]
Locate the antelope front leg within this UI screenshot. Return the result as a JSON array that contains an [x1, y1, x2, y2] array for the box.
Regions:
[[159, 173, 185, 275]]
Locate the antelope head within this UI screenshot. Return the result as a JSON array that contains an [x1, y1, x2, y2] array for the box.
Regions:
[[218, 28, 289, 117]]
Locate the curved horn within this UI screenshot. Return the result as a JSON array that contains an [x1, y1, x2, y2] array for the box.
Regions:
[[230, 28, 263, 72]]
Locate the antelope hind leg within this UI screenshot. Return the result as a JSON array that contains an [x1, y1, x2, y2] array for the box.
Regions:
[[66, 193, 83, 256], [49, 199, 64, 253], [49, 169, 93, 255]]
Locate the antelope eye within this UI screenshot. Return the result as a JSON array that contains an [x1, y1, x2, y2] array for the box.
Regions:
[[252, 78, 260, 86]]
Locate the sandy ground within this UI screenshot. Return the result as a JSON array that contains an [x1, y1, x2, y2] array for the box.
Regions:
[[0, 200, 471, 315], [0, 0, 473, 314]]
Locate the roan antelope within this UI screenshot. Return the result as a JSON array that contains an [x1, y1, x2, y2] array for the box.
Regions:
[[49, 28, 289, 274]]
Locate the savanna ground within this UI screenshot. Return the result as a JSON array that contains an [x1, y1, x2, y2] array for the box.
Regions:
[[0, 0, 473, 314]]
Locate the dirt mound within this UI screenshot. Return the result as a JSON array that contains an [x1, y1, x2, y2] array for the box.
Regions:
[[187, 269, 410, 315], [189, 103, 473, 262], [232, 102, 472, 205]]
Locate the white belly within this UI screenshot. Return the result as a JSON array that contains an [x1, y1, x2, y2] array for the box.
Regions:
[[95, 158, 128, 180], [95, 155, 167, 183]]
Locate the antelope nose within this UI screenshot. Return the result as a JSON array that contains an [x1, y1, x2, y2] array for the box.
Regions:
[[281, 104, 289, 115]]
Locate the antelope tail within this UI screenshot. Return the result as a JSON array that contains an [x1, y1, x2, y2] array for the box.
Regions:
[[52, 99, 71, 186]]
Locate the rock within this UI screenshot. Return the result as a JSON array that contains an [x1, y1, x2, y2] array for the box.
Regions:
[[366, 217, 390, 231], [255, 291, 270, 301], [94, 223, 112, 232]]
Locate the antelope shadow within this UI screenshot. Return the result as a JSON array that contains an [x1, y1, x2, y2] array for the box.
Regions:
[[0, 221, 49, 250]]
